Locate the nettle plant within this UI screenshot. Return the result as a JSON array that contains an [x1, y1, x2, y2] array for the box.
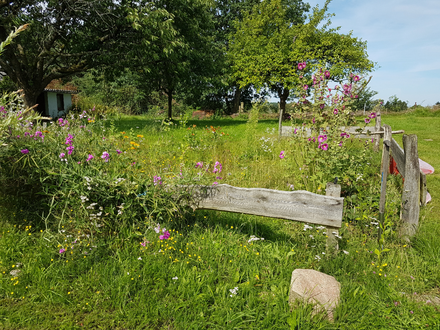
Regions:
[[291, 64, 379, 195]]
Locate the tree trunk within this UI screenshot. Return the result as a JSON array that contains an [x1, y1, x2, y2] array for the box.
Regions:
[[277, 87, 289, 137], [233, 87, 241, 113], [22, 87, 43, 110], [167, 89, 173, 119]]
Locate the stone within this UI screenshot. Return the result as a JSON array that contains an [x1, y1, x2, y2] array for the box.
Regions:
[[289, 269, 340, 321]]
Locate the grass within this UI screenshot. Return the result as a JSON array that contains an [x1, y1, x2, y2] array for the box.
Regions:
[[0, 112, 440, 329]]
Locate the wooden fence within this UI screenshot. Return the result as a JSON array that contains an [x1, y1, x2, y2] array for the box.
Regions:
[[183, 182, 344, 251], [281, 110, 427, 239]]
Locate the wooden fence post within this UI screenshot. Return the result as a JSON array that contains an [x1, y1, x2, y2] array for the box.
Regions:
[[326, 182, 341, 252], [373, 110, 381, 152], [420, 172, 427, 206], [378, 125, 391, 244], [400, 134, 420, 239]]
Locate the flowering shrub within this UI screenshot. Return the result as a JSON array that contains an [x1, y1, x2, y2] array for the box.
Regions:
[[289, 65, 381, 194]]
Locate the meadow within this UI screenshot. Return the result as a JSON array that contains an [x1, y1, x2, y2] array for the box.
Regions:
[[0, 107, 439, 329]]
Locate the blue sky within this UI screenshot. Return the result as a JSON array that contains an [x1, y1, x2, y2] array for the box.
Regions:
[[290, 0, 440, 106]]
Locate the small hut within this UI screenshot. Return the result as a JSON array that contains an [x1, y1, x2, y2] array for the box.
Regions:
[[36, 80, 78, 118]]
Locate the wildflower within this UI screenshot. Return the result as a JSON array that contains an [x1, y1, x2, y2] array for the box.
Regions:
[[279, 151, 285, 159], [229, 287, 239, 297], [324, 70, 330, 79], [86, 154, 94, 162], [364, 118, 371, 124], [160, 231, 170, 240], [213, 161, 222, 173], [320, 143, 328, 151], [20, 149, 29, 154], [101, 151, 110, 162], [153, 175, 162, 186], [59, 248, 66, 254], [116, 149, 122, 154], [138, 257, 142, 260], [153, 224, 161, 233], [195, 162, 203, 168], [59, 152, 66, 159], [343, 250, 349, 255], [303, 84, 308, 90], [353, 75, 360, 82], [369, 112, 376, 119], [172, 276, 178, 280], [212, 181, 218, 185], [66, 145, 74, 155], [318, 134, 327, 143], [333, 108, 338, 115]]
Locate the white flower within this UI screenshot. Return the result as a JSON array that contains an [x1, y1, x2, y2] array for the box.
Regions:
[[229, 287, 239, 297], [172, 276, 178, 280], [343, 250, 349, 255], [314, 255, 321, 260], [303, 224, 313, 231], [138, 257, 142, 260]]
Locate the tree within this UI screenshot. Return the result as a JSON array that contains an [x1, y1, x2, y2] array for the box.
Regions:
[[0, 1, 140, 108], [208, 0, 309, 114], [351, 85, 378, 111], [384, 95, 408, 112], [229, 0, 376, 115], [126, 0, 218, 118]]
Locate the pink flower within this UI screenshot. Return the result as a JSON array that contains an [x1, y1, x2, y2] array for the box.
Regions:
[[324, 70, 330, 79], [59, 152, 66, 159], [101, 151, 110, 162], [153, 175, 162, 186], [86, 154, 94, 162], [213, 161, 222, 173], [333, 108, 338, 115], [160, 231, 170, 240], [369, 112, 376, 119], [195, 162, 203, 168], [320, 143, 328, 151], [303, 85, 308, 90], [364, 118, 371, 124], [279, 151, 285, 159], [116, 149, 122, 154], [59, 248, 66, 254], [353, 75, 360, 82], [212, 182, 218, 185], [318, 134, 327, 143], [20, 149, 29, 154]]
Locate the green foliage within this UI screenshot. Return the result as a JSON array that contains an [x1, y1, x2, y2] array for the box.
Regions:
[[384, 95, 409, 112], [229, 0, 376, 110]]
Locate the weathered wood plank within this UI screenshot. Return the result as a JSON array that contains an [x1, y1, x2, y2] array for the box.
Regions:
[[188, 184, 344, 228], [374, 110, 381, 152], [325, 183, 341, 252], [378, 125, 392, 243], [400, 135, 420, 238]]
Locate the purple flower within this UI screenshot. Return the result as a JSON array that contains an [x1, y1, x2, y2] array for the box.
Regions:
[[279, 151, 285, 159], [20, 149, 29, 154], [312, 117, 315, 124], [59, 152, 66, 159], [318, 134, 327, 143], [364, 118, 371, 124], [303, 85, 308, 90], [59, 248, 66, 254], [369, 112, 376, 119], [353, 75, 360, 82], [297, 62, 306, 70], [86, 154, 94, 162], [212, 181, 218, 185], [293, 128, 297, 134], [153, 175, 162, 186], [159, 230, 170, 240], [324, 70, 330, 79], [213, 161, 222, 173], [66, 145, 75, 155], [101, 151, 110, 162], [216, 176, 223, 180], [338, 141, 343, 147], [320, 143, 328, 151], [195, 162, 203, 168], [116, 149, 122, 154]]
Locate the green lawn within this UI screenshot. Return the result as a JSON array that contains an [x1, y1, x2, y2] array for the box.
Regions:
[[0, 112, 439, 329]]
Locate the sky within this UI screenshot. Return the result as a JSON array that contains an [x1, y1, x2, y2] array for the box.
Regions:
[[279, 0, 440, 106]]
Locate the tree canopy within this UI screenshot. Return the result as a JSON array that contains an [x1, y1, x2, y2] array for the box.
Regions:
[[229, 0, 376, 113]]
